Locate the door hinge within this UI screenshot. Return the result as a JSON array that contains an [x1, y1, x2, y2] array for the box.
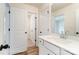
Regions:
[[35, 28, 37, 30], [8, 28, 10, 31], [35, 39, 36, 42], [8, 10, 10, 14]]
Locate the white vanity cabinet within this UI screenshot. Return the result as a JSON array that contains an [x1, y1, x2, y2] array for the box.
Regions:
[[39, 45, 55, 55], [39, 38, 75, 55], [44, 41, 60, 55], [39, 38, 55, 55], [39, 45, 46, 55], [39, 38, 46, 55], [60, 49, 74, 55]]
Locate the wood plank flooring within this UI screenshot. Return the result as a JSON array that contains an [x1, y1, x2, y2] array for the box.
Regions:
[[27, 46, 39, 55], [28, 39, 35, 48], [15, 46, 39, 55]]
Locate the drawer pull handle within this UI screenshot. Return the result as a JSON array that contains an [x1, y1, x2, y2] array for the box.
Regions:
[[48, 54, 50, 55], [40, 41, 41, 42], [40, 32, 42, 33]]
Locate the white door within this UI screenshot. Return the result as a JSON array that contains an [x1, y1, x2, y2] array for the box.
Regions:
[[10, 7, 28, 54], [0, 3, 5, 55], [0, 4, 10, 55], [29, 14, 36, 45], [39, 9, 49, 36]]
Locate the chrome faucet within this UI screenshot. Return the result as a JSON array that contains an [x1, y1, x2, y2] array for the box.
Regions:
[[60, 31, 67, 39]]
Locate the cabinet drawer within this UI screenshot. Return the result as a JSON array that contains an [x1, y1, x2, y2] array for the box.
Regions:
[[44, 41, 60, 55], [39, 45, 46, 55], [46, 50, 55, 55], [61, 49, 74, 55], [39, 38, 44, 45], [39, 45, 55, 55]]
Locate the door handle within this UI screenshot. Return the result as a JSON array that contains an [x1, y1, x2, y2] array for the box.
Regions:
[[0, 44, 10, 51], [40, 31, 42, 33], [25, 32, 27, 34], [0, 45, 3, 51], [3, 44, 10, 49]]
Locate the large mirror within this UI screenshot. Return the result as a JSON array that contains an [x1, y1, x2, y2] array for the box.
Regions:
[[53, 14, 64, 34], [51, 3, 79, 36]]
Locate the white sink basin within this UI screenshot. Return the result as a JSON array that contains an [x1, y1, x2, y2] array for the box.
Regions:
[[45, 35, 60, 39], [46, 36, 72, 44]]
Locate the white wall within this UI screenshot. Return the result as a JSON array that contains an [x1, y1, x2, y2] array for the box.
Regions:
[[10, 3, 38, 14], [52, 4, 79, 35]]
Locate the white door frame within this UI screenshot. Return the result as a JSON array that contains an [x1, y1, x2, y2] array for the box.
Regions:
[[2, 4, 10, 55], [27, 12, 38, 47]]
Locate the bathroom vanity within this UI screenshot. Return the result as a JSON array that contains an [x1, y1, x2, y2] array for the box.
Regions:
[[39, 34, 79, 55]]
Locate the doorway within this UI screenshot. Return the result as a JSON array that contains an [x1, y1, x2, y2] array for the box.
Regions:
[[26, 12, 38, 55], [27, 13, 37, 48]]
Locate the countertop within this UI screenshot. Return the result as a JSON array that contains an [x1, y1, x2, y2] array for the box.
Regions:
[[39, 34, 79, 55]]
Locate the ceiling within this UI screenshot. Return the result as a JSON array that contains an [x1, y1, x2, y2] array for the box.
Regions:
[[26, 3, 44, 8], [52, 3, 72, 11], [26, 3, 72, 11]]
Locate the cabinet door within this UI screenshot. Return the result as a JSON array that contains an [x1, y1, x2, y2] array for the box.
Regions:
[[46, 50, 55, 55], [39, 45, 55, 55], [39, 45, 47, 55], [44, 41, 60, 55], [61, 49, 74, 55]]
